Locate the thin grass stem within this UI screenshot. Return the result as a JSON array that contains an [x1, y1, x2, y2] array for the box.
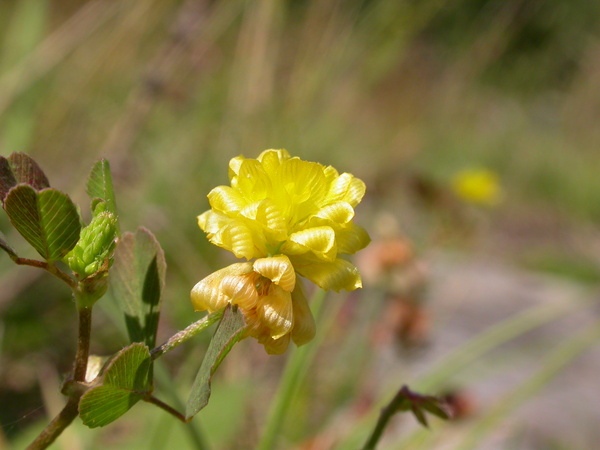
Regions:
[[257, 289, 327, 450]]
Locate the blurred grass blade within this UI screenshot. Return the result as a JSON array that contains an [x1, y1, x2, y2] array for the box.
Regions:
[[258, 289, 328, 450], [0, 0, 48, 69], [0, 0, 49, 151], [110, 227, 166, 348], [4, 185, 81, 260], [0, 1, 121, 116], [86, 158, 118, 218], [79, 343, 151, 428], [0, 152, 50, 202], [186, 305, 246, 419]]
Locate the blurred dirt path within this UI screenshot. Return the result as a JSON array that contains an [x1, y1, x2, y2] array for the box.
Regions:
[[412, 253, 600, 449]]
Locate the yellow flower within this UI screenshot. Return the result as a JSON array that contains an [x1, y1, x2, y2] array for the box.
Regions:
[[191, 255, 315, 354], [198, 149, 370, 291], [452, 168, 502, 206], [192, 150, 370, 353]]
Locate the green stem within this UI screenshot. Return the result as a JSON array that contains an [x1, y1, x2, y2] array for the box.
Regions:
[[257, 289, 327, 450], [144, 394, 190, 423], [361, 388, 407, 450], [73, 306, 93, 382], [26, 397, 79, 450], [15, 257, 76, 288], [150, 310, 224, 361], [28, 293, 94, 449], [153, 361, 210, 450]]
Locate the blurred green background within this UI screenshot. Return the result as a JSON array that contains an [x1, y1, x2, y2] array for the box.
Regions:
[[2, 0, 600, 448]]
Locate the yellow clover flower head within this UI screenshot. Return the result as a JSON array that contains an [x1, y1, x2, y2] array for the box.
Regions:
[[451, 168, 502, 206], [198, 149, 370, 291], [192, 149, 370, 353]]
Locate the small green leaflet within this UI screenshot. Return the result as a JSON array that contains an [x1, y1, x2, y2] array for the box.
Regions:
[[186, 305, 246, 419], [110, 227, 166, 349], [79, 343, 151, 428], [3, 185, 81, 261], [86, 159, 118, 219], [0, 152, 49, 203]]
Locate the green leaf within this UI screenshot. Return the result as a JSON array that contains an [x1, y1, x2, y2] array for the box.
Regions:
[[110, 227, 166, 348], [186, 305, 246, 419], [411, 404, 429, 428], [79, 343, 151, 428], [86, 159, 118, 218], [4, 185, 81, 260], [0, 231, 18, 260], [421, 397, 452, 421], [0, 152, 50, 202]]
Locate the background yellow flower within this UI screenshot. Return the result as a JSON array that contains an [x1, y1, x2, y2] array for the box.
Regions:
[[452, 168, 503, 206]]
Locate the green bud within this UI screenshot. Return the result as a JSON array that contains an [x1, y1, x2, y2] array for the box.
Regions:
[[74, 271, 110, 308], [91, 198, 108, 215], [66, 212, 118, 279]]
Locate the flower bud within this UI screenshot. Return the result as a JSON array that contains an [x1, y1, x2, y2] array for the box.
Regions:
[[66, 212, 118, 279]]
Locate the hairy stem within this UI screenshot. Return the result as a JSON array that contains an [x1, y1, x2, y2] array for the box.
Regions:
[[150, 310, 224, 360], [26, 397, 79, 450]]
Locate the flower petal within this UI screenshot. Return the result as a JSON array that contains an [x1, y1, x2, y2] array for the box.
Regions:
[[197, 210, 230, 235], [260, 333, 291, 355], [314, 201, 354, 224], [253, 255, 296, 292], [325, 173, 366, 207], [220, 274, 258, 309], [190, 263, 252, 312], [233, 159, 271, 201], [256, 199, 287, 240], [257, 285, 293, 339], [207, 186, 246, 215], [293, 257, 362, 291], [283, 226, 337, 261], [336, 223, 371, 254], [215, 221, 264, 260], [277, 158, 327, 204], [258, 149, 290, 176], [291, 283, 315, 346], [228, 155, 245, 179], [323, 165, 339, 184]]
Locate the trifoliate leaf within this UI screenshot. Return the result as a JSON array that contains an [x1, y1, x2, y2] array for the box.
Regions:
[[79, 343, 151, 428], [4, 185, 81, 260]]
